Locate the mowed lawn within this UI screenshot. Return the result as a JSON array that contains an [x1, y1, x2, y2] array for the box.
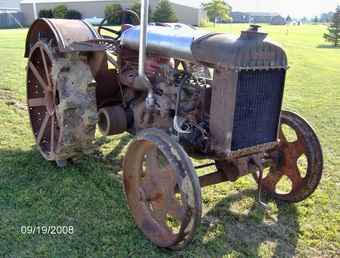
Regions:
[[0, 24, 339, 258]]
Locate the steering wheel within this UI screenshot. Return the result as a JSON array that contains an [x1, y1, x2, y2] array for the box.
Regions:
[[98, 9, 140, 40]]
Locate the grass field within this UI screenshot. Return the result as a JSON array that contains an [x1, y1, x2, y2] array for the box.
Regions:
[[0, 24, 339, 258]]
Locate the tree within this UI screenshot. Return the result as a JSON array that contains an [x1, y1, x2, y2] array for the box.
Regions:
[[286, 15, 292, 24], [130, 0, 153, 21], [313, 16, 319, 23], [320, 12, 334, 23], [324, 6, 340, 47], [301, 17, 309, 24], [203, 0, 231, 25], [65, 9, 82, 20], [39, 9, 53, 18], [153, 0, 177, 23], [52, 5, 68, 19], [104, 4, 123, 25]]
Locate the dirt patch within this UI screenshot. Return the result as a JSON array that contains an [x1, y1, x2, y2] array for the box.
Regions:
[[0, 89, 27, 111]]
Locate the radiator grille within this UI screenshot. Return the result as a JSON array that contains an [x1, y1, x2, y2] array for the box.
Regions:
[[231, 69, 285, 151]]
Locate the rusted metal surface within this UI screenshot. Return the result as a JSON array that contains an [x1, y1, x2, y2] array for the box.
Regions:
[[27, 42, 60, 160], [24, 17, 324, 250], [209, 69, 238, 155], [88, 53, 121, 109], [27, 41, 98, 162], [191, 27, 288, 70], [215, 160, 242, 182], [98, 106, 127, 136], [208, 67, 285, 158], [24, 18, 105, 58], [123, 129, 201, 249], [121, 24, 287, 70], [253, 111, 323, 203], [199, 171, 228, 188]]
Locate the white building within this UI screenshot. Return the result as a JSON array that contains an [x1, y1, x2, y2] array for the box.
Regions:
[[20, 0, 207, 26], [0, 0, 22, 9]]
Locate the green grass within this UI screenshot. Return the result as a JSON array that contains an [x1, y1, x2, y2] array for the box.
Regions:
[[0, 24, 339, 258]]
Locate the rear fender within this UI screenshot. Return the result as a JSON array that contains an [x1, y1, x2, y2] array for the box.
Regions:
[[25, 18, 121, 109], [24, 18, 106, 57]]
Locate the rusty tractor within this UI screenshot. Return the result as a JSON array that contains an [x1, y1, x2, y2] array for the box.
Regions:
[[24, 1, 323, 249]]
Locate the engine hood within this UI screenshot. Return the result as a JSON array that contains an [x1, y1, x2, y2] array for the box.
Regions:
[[121, 25, 288, 70], [121, 25, 209, 61]]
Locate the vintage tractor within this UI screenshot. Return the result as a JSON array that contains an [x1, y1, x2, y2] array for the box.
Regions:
[[24, 1, 323, 249]]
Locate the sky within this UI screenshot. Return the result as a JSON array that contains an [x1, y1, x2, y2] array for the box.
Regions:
[[1, 0, 339, 18], [173, 0, 340, 18]]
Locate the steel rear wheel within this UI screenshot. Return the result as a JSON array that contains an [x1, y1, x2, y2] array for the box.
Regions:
[[27, 41, 98, 163], [27, 42, 60, 160], [123, 129, 202, 250], [254, 111, 323, 203]]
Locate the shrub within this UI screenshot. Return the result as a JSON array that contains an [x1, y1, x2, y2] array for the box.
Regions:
[[203, 0, 232, 25], [324, 6, 340, 47], [199, 18, 212, 27], [65, 9, 82, 20], [38, 9, 53, 18], [104, 4, 123, 25], [130, 0, 153, 21], [52, 5, 68, 19], [153, 0, 177, 23]]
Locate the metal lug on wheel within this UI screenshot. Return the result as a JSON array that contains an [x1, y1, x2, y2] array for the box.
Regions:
[[56, 160, 68, 168], [26, 41, 97, 164]]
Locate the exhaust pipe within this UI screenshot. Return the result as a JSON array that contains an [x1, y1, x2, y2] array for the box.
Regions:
[[134, 0, 155, 108], [138, 0, 148, 78]]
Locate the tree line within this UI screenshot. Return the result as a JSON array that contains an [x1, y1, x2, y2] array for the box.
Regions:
[[38, 5, 82, 20], [38, 0, 178, 23]]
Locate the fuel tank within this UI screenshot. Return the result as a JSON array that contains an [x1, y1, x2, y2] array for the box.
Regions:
[[121, 24, 209, 61], [120, 24, 287, 69]]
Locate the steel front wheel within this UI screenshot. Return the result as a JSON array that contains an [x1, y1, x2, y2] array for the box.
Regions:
[[123, 129, 202, 249], [254, 111, 323, 203]]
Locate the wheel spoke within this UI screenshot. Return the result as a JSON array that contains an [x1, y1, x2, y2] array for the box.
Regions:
[[279, 126, 288, 143], [40, 46, 52, 91], [262, 168, 284, 192], [167, 198, 186, 222], [282, 165, 303, 189], [36, 114, 50, 144], [146, 148, 160, 177], [50, 115, 55, 153], [151, 202, 167, 224], [28, 97, 45, 107], [160, 165, 177, 193], [29, 61, 49, 92], [288, 139, 305, 159]]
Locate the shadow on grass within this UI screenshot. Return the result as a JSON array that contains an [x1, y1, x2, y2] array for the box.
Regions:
[[317, 44, 340, 49], [194, 189, 299, 257], [0, 145, 299, 257], [92, 134, 132, 169], [0, 146, 132, 257], [104, 134, 132, 162]]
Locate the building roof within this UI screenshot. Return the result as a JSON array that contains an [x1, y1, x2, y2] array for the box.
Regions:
[[231, 11, 280, 17], [20, 0, 202, 9], [0, 0, 21, 8], [170, 0, 202, 8], [21, 0, 115, 3]]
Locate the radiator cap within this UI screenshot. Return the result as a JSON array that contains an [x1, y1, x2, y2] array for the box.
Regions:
[[240, 24, 268, 41]]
